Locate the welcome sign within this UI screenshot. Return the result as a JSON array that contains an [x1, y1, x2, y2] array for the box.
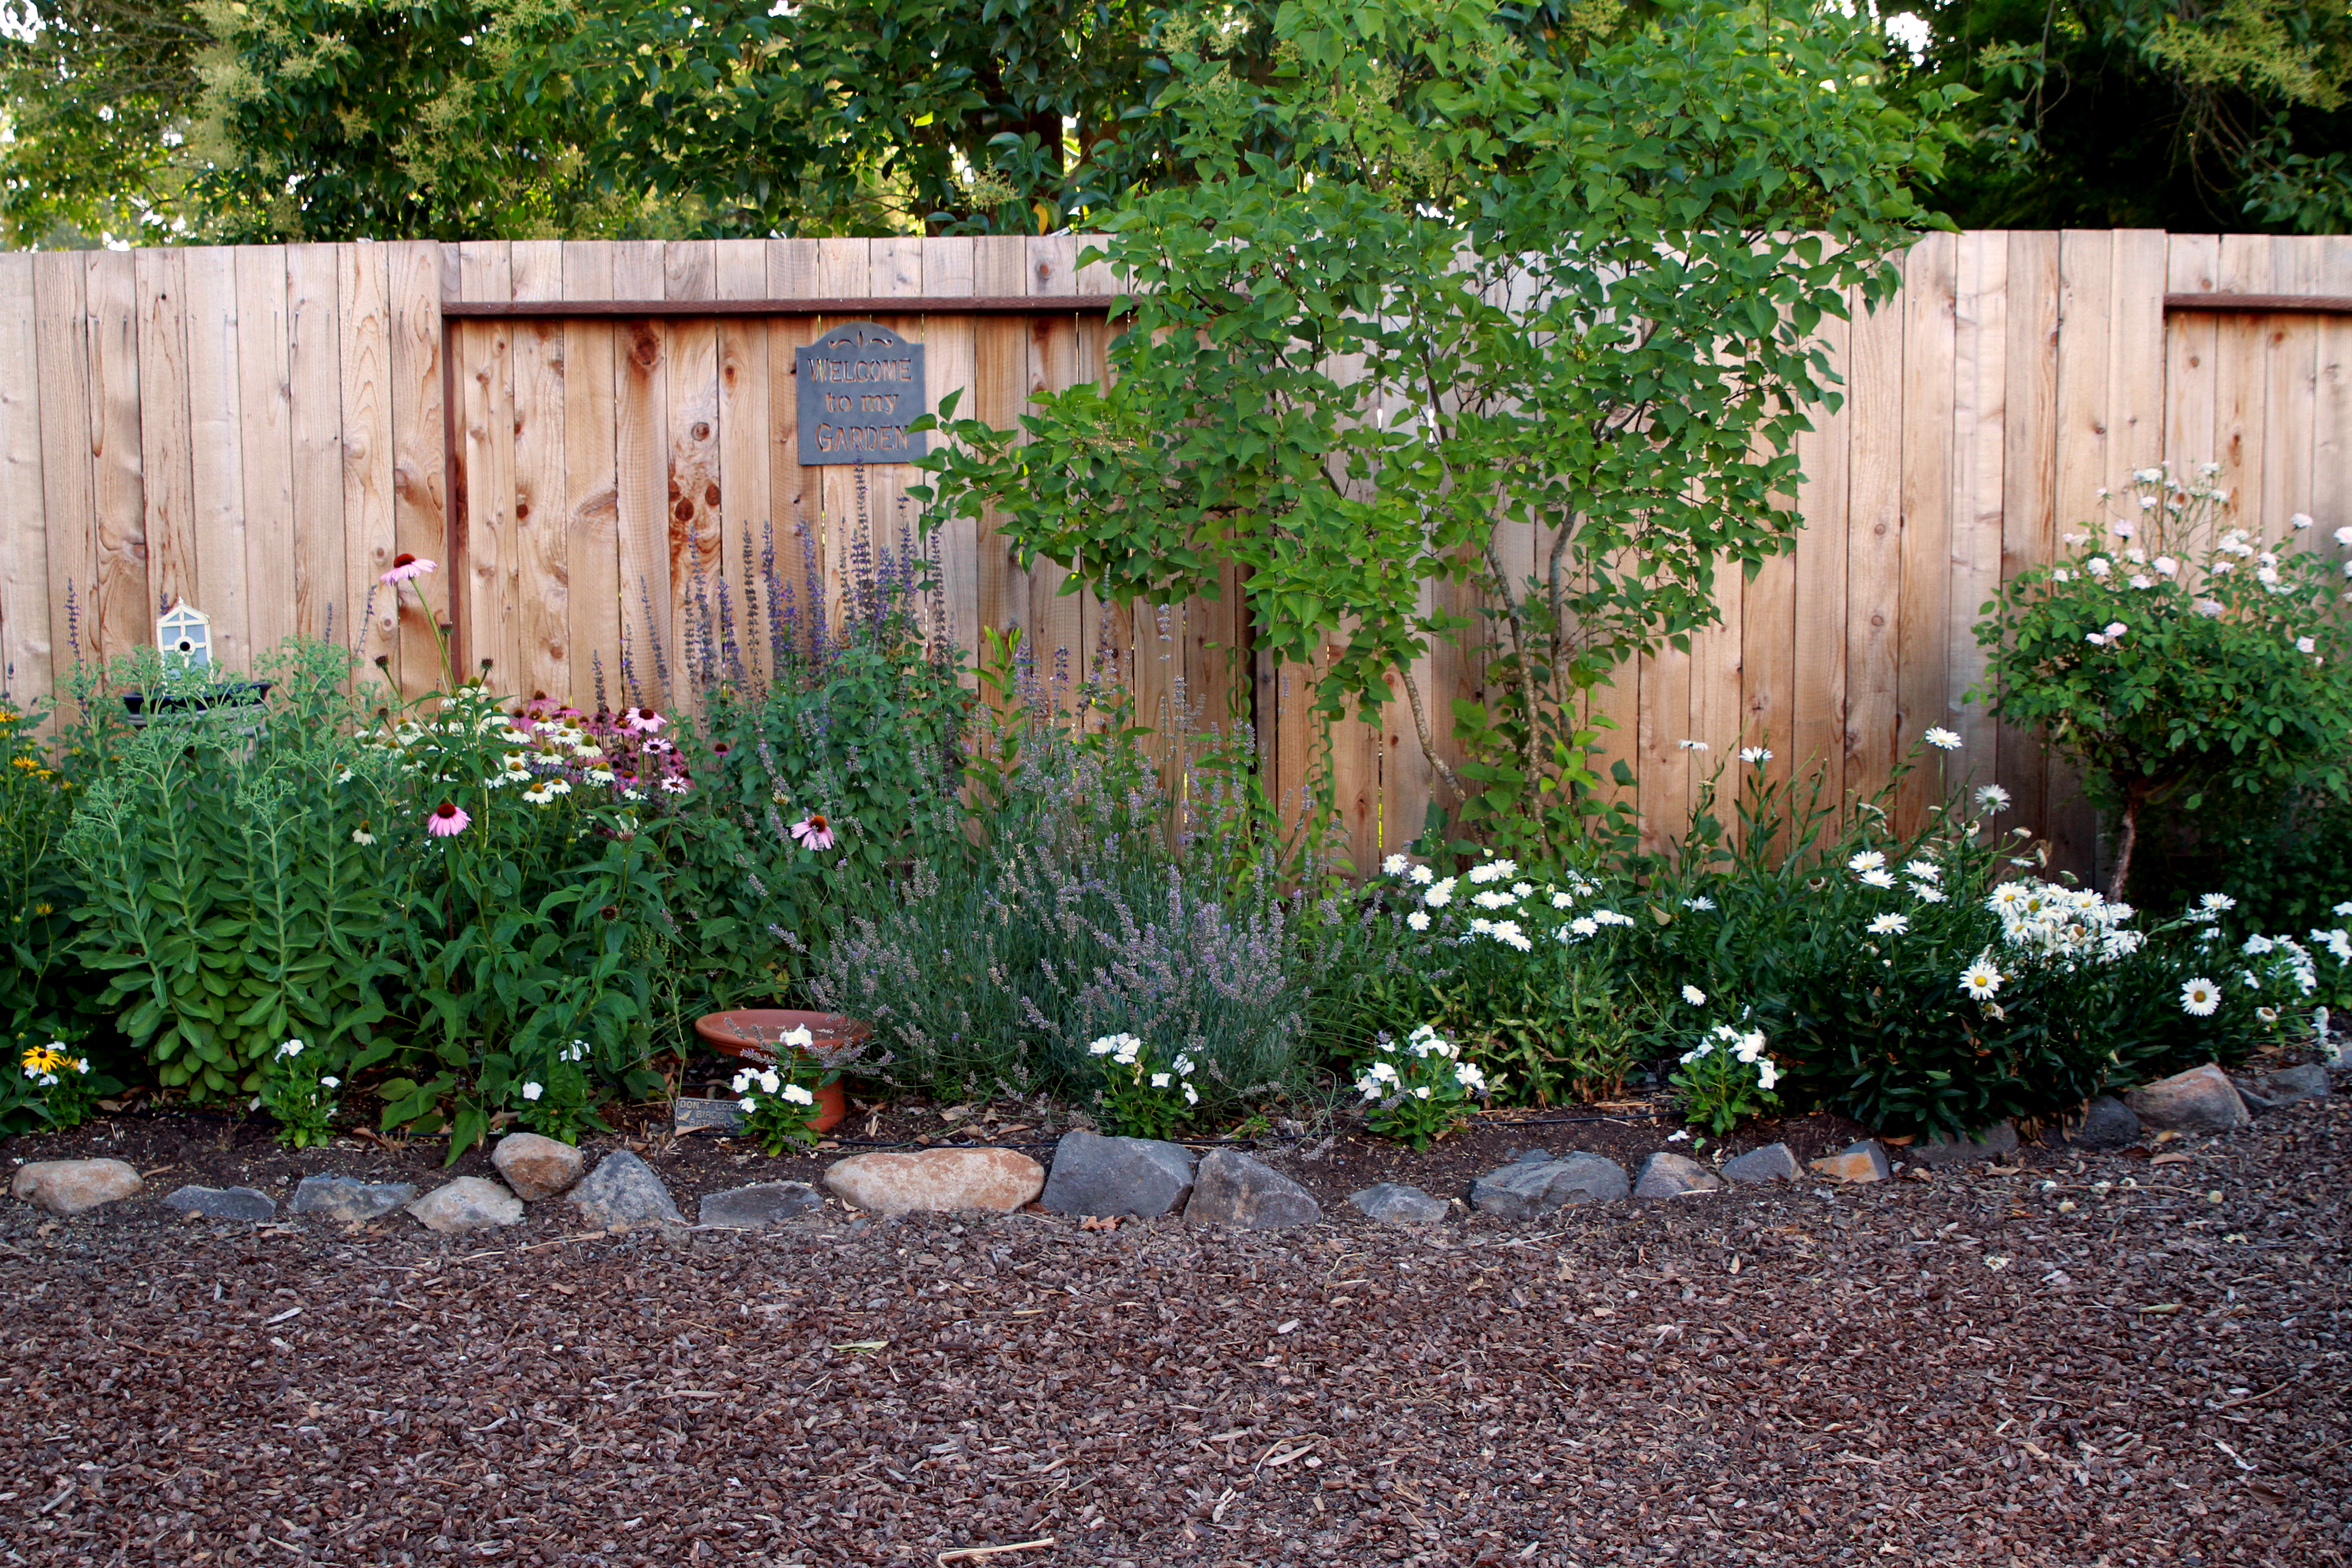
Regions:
[[795, 321, 927, 466]]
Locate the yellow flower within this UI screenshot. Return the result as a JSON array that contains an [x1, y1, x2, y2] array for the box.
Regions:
[[20, 1044, 62, 1075], [32, 903, 52, 916]]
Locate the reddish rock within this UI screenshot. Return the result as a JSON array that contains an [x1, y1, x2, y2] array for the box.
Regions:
[[492, 1132, 586, 1201], [2126, 1064, 2249, 1134]]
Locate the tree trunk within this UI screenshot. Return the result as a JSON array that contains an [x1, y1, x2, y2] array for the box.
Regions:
[[2107, 793, 2140, 904]]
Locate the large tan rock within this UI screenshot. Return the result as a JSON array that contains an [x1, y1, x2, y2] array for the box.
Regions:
[[1808, 1140, 1890, 1184], [824, 1147, 1044, 1215], [11, 1158, 142, 1216], [2126, 1064, 2250, 1134], [491, 1132, 585, 1200]]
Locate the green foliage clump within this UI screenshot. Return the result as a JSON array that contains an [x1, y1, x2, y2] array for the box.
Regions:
[[64, 642, 395, 1102], [1975, 464, 2352, 899]]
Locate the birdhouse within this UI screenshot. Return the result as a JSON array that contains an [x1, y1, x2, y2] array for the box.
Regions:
[[157, 600, 212, 671]]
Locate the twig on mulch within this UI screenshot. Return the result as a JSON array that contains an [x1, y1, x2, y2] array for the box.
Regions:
[[936, 1538, 1057, 1564]]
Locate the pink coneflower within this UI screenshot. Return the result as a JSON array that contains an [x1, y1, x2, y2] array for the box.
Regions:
[[381, 553, 437, 585], [790, 813, 834, 850], [621, 708, 667, 734], [426, 801, 470, 837]]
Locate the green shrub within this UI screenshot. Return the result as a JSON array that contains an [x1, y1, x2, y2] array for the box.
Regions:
[[64, 641, 395, 1102], [0, 690, 97, 1049], [1975, 463, 2352, 897]]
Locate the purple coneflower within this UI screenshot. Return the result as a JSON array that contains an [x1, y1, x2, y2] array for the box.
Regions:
[[426, 801, 470, 837], [790, 813, 834, 850], [381, 553, 436, 586]]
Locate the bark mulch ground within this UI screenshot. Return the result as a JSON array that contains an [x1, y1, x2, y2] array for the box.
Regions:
[[3, 1096, 2347, 1568]]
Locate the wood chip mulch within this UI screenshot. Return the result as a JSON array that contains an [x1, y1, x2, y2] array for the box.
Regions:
[[4, 1098, 2347, 1568]]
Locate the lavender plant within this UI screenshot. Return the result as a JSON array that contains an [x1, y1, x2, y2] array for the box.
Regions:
[[810, 666, 1313, 1121]]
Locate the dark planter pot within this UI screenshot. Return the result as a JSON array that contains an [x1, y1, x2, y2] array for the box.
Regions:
[[692, 1008, 866, 1135]]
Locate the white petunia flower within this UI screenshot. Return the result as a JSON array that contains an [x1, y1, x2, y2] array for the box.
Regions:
[[521, 1081, 544, 1101], [276, 1039, 304, 1060], [1151, 1073, 1171, 1088], [783, 1083, 815, 1106]]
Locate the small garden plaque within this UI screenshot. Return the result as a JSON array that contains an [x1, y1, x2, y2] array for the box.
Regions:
[[795, 321, 926, 466], [675, 1096, 748, 1136]]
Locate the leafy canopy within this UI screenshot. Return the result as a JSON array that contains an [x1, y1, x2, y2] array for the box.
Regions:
[[921, 0, 1958, 855]]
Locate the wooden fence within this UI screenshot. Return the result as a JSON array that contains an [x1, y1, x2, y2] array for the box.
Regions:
[[2, 232, 2348, 876]]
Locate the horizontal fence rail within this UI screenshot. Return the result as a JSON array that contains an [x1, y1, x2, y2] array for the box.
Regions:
[[2, 231, 2349, 881]]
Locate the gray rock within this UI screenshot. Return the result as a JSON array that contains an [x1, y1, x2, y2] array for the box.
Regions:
[[1348, 1182, 1449, 1225], [2126, 1064, 2250, 1134], [2053, 1096, 2141, 1151], [699, 1181, 825, 1229], [289, 1174, 417, 1222], [406, 1177, 524, 1235], [1467, 1151, 1629, 1218], [1809, 1140, 1891, 1184], [1038, 1130, 1197, 1218], [1634, 1151, 1722, 1198], [1720, 1143, 1801, 1184], [10, 1157, 141, 1216], [568, 1150, 685, 1230], [2234, 1063, 2330, 1111], [163, 1185, 277, 1222], [1186, 1150, 1322, 1230], [490, 1132, 586, 1201], [1907, 1122, 2021, 1168]]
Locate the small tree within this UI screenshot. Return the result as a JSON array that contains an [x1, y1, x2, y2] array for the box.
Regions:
[[1975, 465, 2352, 898], [921, 0, 1958, 858]]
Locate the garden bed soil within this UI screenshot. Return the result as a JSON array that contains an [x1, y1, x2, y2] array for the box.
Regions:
[[4, 1083, 2348, 1565]]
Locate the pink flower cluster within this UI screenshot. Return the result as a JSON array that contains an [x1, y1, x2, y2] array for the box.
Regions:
[[508, 699, 701, 804]]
